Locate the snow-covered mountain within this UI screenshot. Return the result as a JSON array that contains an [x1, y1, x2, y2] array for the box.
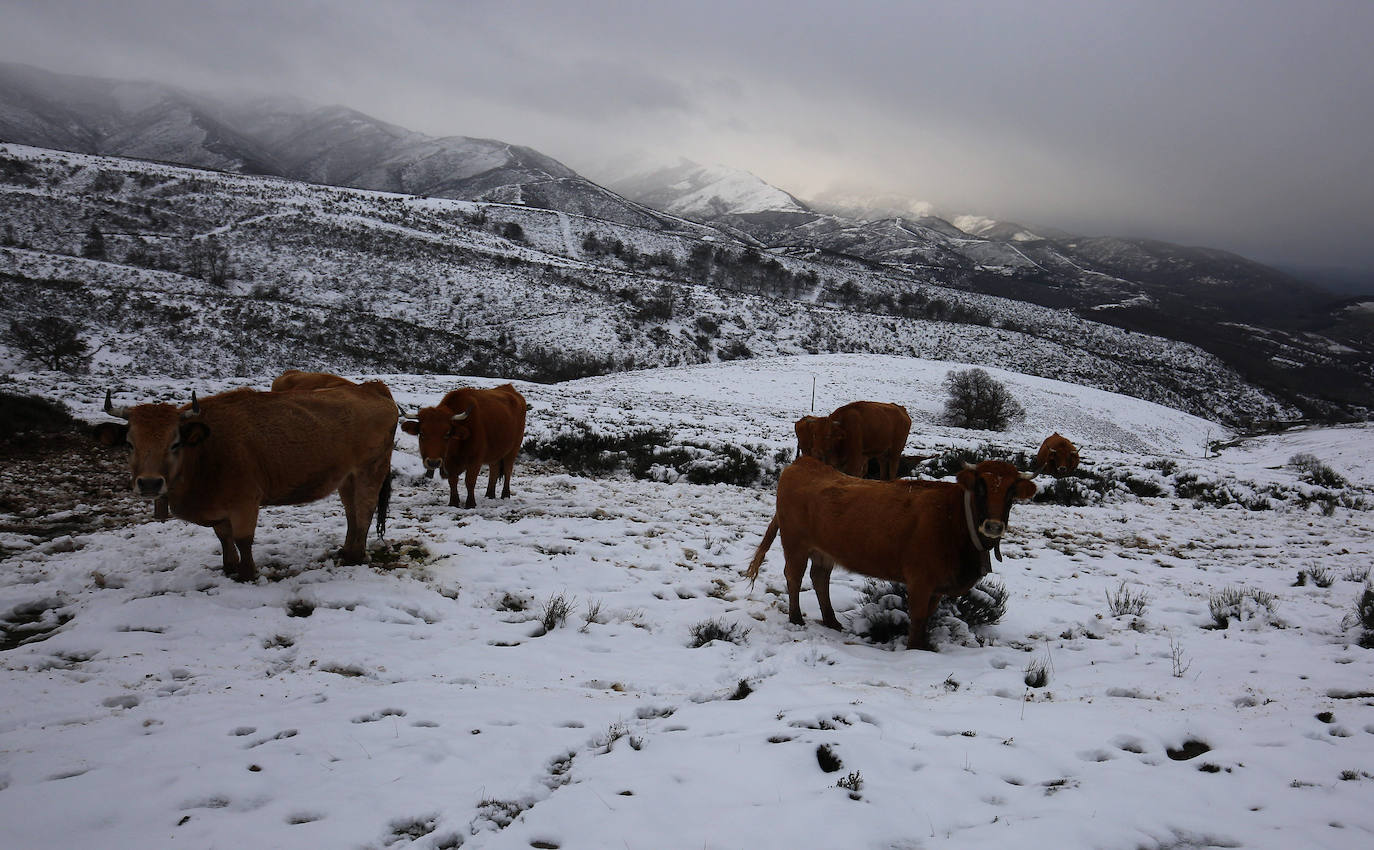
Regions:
[[614, 159, 1371, 422], [0, 62, 684, 232], [611, 159, 811, 220]]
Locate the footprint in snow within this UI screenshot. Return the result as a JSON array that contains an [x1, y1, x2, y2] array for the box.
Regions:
[[352, 708, 407, 723]]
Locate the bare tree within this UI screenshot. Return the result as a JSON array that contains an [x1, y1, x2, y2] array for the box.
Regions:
[[941, 368, 1025, 431]]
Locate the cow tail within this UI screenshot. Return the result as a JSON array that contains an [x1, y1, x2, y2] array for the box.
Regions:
[[375, 472, 393, 540], [745, 515, 780, 588]]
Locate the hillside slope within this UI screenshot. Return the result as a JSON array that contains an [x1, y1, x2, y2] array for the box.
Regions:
[[0, 143, 1292, 426]]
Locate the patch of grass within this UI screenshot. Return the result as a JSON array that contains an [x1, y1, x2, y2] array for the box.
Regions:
[[538, 593, 575, 632], [688, 618, 749, 648], [1024, 657, 1051, 689], [1208, 586, 1278, 629], [1105, 581, 1150, 617], [729, 679, 753, 700], [836, 771, 864, 799]]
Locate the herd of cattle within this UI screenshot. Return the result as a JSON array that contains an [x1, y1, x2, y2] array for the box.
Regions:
[[93, 371, 1079, 650]]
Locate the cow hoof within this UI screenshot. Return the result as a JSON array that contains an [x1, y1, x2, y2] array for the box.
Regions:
[[227, 566, 257, 582], [337, 549, 366, 566]]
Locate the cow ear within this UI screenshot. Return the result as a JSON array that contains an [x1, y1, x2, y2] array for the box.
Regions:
[[93, 422, 128, 447], [400, 420, 420, 436], [1014, 477, 1037, 499], [956, 468, 978, 491], [179, 421, 210, 447]]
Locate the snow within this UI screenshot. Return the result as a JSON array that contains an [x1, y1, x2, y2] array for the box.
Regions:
[[3, 356, 1373, 849]]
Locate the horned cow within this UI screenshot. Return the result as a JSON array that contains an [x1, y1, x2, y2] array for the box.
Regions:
[[747, 455, 1035, 650], [94, 382, 398, 581], [402, 383, 527, 509], [795, 401, 911, 480]]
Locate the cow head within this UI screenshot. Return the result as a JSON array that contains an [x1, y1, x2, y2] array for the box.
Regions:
[[794, 415, 844, 465], [400, 404, 474, 472], [94, 390, 210, 500], [956, 460, 1036, 558], [1034, 432, 1080, 477]]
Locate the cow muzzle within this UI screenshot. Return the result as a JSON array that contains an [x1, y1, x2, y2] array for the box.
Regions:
[[135, 476, 167, 498], [978, 519, 1005, 539], [423, 457, 443, 471]]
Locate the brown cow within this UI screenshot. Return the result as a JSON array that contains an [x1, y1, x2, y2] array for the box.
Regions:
[[401, 384, 527, 509], [270, 369, 355, 392], [747, 455, 1035, 649], [1033, 432, 1079, 477], [93, 382, 397, 581], [794, 401, 911, 479]]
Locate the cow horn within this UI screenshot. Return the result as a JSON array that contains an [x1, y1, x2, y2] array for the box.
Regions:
[[398, 404, 417, 420], [451, 406, 473, 422], [189, 390, 201, 415], [103, 390, 130, 420], [963, 461, 977, 470], [1021, 470, 1035, 480]]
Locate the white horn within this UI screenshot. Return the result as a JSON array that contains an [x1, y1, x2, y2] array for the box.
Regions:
[[103, 390, 130, 420], [451, 405, 473, 422]]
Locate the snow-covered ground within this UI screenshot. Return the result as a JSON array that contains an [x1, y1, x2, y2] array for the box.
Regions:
[[2, 356, 1372, 849]]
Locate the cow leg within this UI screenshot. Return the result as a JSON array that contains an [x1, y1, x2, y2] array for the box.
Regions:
[[809, 555, 843, 631], [221, 506, 259, 582], [904, 586, 940, 651], [464, 463, 480, 509], [485, 463, 498, 500], [447, 465, 462, 507], [213, 521, 240, 576], [337, 474, 367, 565], [500, 452, 516, 499], [780, 539, 809, 626]]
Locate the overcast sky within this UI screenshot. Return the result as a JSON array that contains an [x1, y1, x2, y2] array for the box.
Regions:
[[3, 0, 1372, 270]]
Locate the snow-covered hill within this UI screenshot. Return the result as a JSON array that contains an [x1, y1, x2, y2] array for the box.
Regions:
[[0, 143, 1293, 427], [2, 356, 1371, 849]]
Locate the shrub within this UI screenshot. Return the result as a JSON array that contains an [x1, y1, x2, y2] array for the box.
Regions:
[[1208, 586, 1278, 629], [688, 618, 748, 647], [1352, 584, 1374, 648], [1288, 453, 1348, 488], [849, 578, 1006, 646], [1105, 581, 1150, 617], [538, 593, 575, 632], [941, 368, 1025, 431], [950, 579, 1008, 626], [0, 391, 74, 439], [1024, 656, 1051, 688]]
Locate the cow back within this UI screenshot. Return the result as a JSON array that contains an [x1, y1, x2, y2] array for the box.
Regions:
[[170, 383, 397, 515], [829, 401, 912, 474], [271, 370, 357, 392], [438, 384, 527, 465], [776, 456, 963, 583]]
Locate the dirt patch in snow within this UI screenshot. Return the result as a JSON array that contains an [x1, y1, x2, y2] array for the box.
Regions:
[[0, 426, 148, 556]]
